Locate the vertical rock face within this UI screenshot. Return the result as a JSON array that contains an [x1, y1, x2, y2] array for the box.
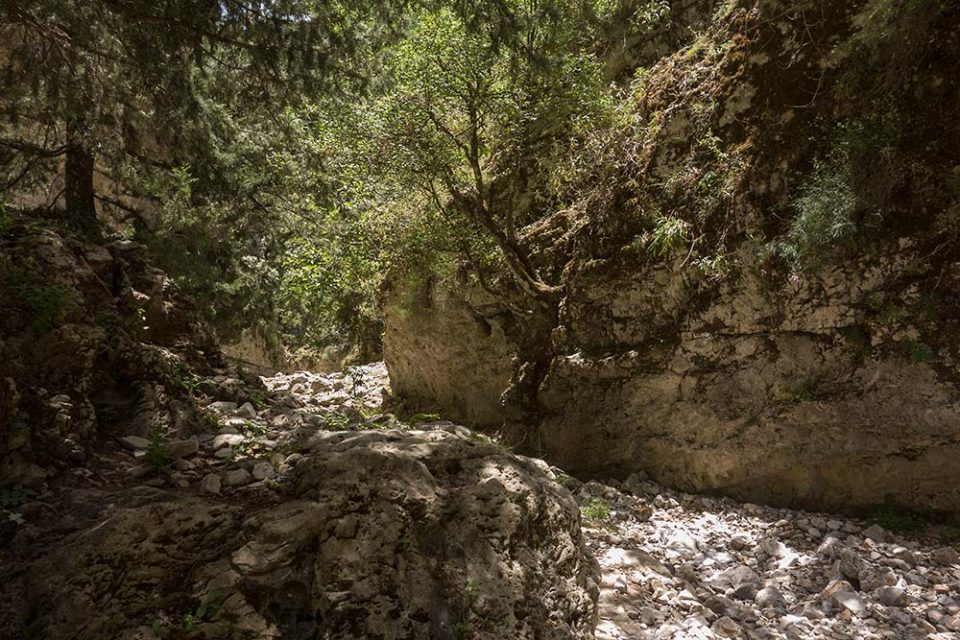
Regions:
[[530, 253, 960, 513], [0, 219, 221, 486], [383, 257, 960, 514], [382, 1, 960, 515], [383, 280, 515, 426]]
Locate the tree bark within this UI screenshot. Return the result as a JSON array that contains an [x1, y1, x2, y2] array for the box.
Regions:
[[65, 119, 100, 237]]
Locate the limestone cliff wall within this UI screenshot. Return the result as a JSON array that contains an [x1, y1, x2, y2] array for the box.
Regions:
[[529, 246, 960, 513], [383, 279, 515, 426]]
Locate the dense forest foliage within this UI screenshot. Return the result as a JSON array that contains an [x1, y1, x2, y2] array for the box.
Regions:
[[3, 0, 956, 363], [0, 0, 680, 361]]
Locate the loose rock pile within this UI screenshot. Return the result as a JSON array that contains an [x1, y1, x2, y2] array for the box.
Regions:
[[576, 475, 960, 640], [113, 363, 394, 494]]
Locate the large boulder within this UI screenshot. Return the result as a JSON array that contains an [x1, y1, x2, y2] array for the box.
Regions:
[[2, 428, 598, 639]]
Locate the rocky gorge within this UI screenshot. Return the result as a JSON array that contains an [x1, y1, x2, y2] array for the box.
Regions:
[[2, 0, 960, 638], [4, 359, 959, 639]]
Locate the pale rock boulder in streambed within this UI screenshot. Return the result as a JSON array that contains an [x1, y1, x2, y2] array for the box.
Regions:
[[3, 427, 598, 639]]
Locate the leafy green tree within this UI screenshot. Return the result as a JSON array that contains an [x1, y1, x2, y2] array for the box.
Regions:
[[1, 0, 407, 356], [354, 2, 609, 301]]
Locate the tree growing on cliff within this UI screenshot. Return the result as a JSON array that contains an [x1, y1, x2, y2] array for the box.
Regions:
[[351, 2, 608, 301]]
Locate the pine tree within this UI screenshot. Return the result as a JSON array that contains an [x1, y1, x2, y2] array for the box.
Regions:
[[0, 0, 401, 235]]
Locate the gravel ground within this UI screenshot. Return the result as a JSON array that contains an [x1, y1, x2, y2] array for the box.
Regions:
[[574, 474, 960, 640]]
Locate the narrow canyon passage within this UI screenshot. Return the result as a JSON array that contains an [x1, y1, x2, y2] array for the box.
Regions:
[[30, 362, 951, 640], [3, 1, 960, 638]]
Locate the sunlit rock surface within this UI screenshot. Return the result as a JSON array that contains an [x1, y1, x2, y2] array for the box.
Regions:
[[1, 422, 598, 639]]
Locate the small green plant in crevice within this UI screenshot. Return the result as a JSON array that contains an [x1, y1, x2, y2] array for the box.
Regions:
[[784, 376, 818, 402], [241, 420, 269, 438], [900, 338, 934, 364], [870, 299, 906, 327], [8, 413, 29, 447], [144, 427, 174, 475], [200, 410, 220, 432], [692, 253, 730, 282], [839, 325, 874, 360], [6, 270, 76, 333], [555, 471, 577, 490], [355, 403, 381, 421], [180, 591, 224, 632], [320, 412, 351, 431], [780, 162, 859, 270], [0, 205, 15, 237], [347, 366, 366, 397], [468, 431, 491, 444], [248, 390, 269, 409], [1, 485, 29, 538], [581, 498, 612, 521], [451, 577, 479, 639], [143, 613, 164, 636], [644, 214, 691, 258], [171, 361, 203, 397], [407, 412, 441, 424], [131, 304, 149, 338], [870, 503, 925, 533]]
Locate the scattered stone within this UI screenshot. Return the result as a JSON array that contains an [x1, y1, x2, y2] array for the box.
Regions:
[[251, 461, 275, 481], [199, 473, 221, 494], [170, 472, 190, 488], [212, 433, 245, 449], [711, 616, 740, 637], [224, 468, 252, 486], [932, 547, 959, 567], [862, 524, 888, 542], [236, 402, 257, 419], [876, 586, 908, 607], [839, 548, 867, 582], [819, 579, 854, 603], [127, 463, 154, 478], [120, 435, 151, 450], [833, 591, 866, 616], [213, 447, 233, 459], [946, 613, 960, 631], [756, 586, 786, 610], [712, 565, 761, 593], [207, 401, 237, 413], [168, 439, 199, 459], [858, 567, 896, 592], [667, 530, 699, 557]]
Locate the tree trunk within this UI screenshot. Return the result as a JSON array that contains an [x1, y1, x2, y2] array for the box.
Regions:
[[469, 202, 562, 303], [65, 120, 100, 237]]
